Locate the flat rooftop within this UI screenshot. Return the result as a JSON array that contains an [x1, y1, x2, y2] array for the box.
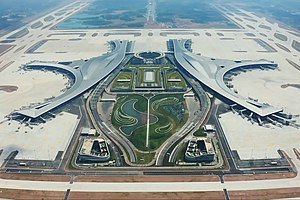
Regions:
[[0, 112, 78, 165], [144, 70, 155, 82], [12, 40, 129, 119], [172, 39, 282, 117], [219, 112, 300, 159]]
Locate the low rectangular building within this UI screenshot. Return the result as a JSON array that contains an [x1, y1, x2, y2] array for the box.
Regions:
[[78, 138, 110, 163], [80, 127, 96, 136], [184, 138, 215, 163]]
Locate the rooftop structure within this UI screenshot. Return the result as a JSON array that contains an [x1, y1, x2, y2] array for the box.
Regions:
[[78, 138, 110, 163], [11, 40, 130, 119], [80, 127, 96, 136], [133, 51, 165, 64], [171, 39, 283, 118], [185, 138, 215, 163], [204, 124, 216, 132]]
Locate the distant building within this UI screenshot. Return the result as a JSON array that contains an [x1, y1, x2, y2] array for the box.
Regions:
[[78, 138, 110, 163], [132, 51, 165, 65], [204, 124, 216, 132], [183, 93, 195, 98], [117, 79, 131, 82], [80, 127, 96, 136], [167, 78, 181, 82], [184, 138, 215, 163]]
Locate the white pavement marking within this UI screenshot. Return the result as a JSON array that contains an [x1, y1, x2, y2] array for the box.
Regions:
[[146, 98, 150, 148]]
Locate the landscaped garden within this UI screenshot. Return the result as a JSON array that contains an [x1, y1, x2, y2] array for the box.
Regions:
[[111, 93, 189, 151]]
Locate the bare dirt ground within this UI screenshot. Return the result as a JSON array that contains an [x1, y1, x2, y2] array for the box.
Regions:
[[224, 172, 296, 181], [0, 188, 65, 200], [69, 191, 225, 200], [0, 85, 18, 93], [0, 173, 71, 182], [0, 172, 295, 183], [0, 45, 15, 56], [228, 187, 300, 199], [73, 175, 220, 182]]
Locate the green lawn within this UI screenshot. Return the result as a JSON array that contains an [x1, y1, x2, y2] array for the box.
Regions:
[[193, 128, 207, 137], [147, 94, 188, 151], [136, 151, 155, 164], [111, 94, 148, 150], [130, 125, 147, 150], [111, 93, 189, 151], [175, 142, 188, 163], [111, 71, 133, 89], [165, 70, 187, 90], [110, 62, 190, 152], [111, 94, 147, 127]]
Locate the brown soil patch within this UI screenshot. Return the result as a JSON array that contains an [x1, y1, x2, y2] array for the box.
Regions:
[[0, 172, 294, 183], [0, 45, 15, 56], [0, 173, 71, 182], [69, 191, 225, 200], [228, 187, 300, 200], [0, 188, 65, 200], [224, 172, 296, 181], [74, 175, 220, 182], [0, 85, 18, 93]]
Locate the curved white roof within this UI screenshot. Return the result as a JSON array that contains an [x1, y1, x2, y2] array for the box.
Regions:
[[14, 40, 129, 118], [172, 39, 282, 117]]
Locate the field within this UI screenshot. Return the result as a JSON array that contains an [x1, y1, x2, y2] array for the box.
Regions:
[[155, 0, 238, 29], [58, 0, 147, 29], [136, 151, 156, 164], [57, 0, 239, 29], [0, 0, 62, 29], [175, 142, 189, 163], [225, 0, 300, 31], [112, 65, 179, 91], [165, 70, 187, 90], [111, 93, 188, 151], [148, 94, 188, 150], [111, 71, 133, 90], [193, 128, 207, 137]]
